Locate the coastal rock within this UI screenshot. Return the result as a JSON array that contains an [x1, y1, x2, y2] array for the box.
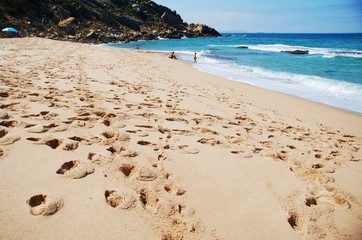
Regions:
[[282, 50, 309, 55], [161, 11, 183, 28], [118, 16, 143, 31], [86, 30, 97, 39], [58, 17, 75, 27], [0, 0, 221, 43], [187, 23, 221, 37]]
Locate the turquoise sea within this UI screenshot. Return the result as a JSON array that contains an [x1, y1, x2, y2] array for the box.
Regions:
[[105, 33, 362, 114]]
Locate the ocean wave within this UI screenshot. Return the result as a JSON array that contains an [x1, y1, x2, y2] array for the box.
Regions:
[[248, 67, 362, 96], [239, 44, 362, 58], [207, 44, 239, 48], [193, 56, 362, 113]]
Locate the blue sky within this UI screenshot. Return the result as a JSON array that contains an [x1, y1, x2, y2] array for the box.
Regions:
[[155, 0, 362, 33]]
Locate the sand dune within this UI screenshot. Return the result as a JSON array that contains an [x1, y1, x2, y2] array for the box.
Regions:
[[0, 38, 361, 239]]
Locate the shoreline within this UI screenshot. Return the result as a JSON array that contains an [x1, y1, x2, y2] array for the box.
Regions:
[[169, 53, 362, 133], [106, 45, 362, 116], [104, 33, 362, 115], [145, 47, 362, 120], [1, 38, 362, 239], [178, 51, 362, 117]]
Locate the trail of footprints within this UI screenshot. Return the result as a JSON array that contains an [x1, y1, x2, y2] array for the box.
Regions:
[[1, 73, 202, 238], [2, 77, 361, 238]]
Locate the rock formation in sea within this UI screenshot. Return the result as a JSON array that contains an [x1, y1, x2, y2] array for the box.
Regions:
[[281, 50, 309, 55], [0, 0, 221, 43]]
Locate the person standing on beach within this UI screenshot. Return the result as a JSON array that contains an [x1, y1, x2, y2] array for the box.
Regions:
[[194, 52, 197, 63]]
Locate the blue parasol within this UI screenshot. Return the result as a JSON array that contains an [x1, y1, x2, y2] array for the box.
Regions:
[[2, 27, 18, 33]]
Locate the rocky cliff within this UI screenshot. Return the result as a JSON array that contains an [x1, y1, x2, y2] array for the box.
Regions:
[[0, 0, 221, 43]]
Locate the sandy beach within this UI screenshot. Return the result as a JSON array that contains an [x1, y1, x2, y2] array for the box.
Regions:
[[0, 37, 361, 239]]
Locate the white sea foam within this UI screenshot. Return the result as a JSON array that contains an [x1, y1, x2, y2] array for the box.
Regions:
[[207, 44, 239, 48], [240, 44, 362, 58], [192, 55, 362, 114]]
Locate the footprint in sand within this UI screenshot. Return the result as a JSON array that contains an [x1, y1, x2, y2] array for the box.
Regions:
[[164, 183, 186, 196], [119, 163, 136, 178], [70, 120, 94, 128], [0, 128, 21, 146], [121, 149, 138, 158], [139, 188, 158, 208], [69, 135, 102, 145], [304, 196, 317, 207], [287, 211, 300, 230], [106, 140, 130, 154], [0, 120, 17, 128], [311, 163, 324, 169], [61, 139, 79, 151], [0, 92, 9, 98], [200, 128, 218, 135], [0, 111, 11, 120], [27, 137, 62, 149], [269, 151, 287, 161], [317, 194, 351, 209], [26, 136, 78, 150], [230, 150, 253, 158], [56, 160, 94, 179], [0, 128, 8, 138], [138, 188, 178, 216], [157, 152, 167, 161], [88, 152, 111, 165], [26, 123, 68, 133], [197, 138, 222, 146], [101, 129, 120, 139], [177, 203, 195, 217], [21, 111, 56, 120], [104, 190, 136, 210], [137, 140, 153, 146], [158, 125, 171, 134], [178, 145, 199, 154], [26, 194, 64, 216], [137, 167, 157, 181]]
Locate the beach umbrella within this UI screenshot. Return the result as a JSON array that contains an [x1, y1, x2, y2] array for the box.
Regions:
[[2, 27, 18, 33]]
